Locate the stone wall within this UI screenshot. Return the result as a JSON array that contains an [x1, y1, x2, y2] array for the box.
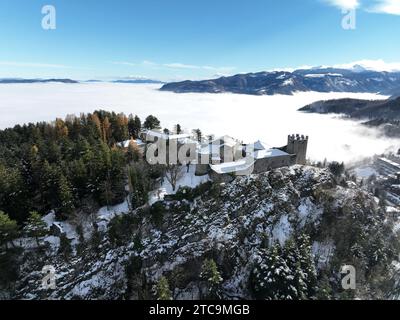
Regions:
[[253, 155, 292, 174]]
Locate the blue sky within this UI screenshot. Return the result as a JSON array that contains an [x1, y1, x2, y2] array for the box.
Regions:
[[0, 0, 399, 81]]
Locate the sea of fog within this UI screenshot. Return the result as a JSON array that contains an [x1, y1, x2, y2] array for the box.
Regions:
[[0, 83, 398, 163]]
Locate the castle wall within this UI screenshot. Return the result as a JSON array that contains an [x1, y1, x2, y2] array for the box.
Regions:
[[198, 134, 309, 180], [253, 155, 291, 174], [195, 163, 210, 176]]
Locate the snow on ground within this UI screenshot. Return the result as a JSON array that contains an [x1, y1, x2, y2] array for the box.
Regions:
[[35, 165, 207, 248], [42, 211, 79, 243], [148, 165, 209, 205], [352, 166, 378, 179], [298, 197, 323, 227], [41, 199, 131, 242], [43, 236, 61, 250], [13, 237, 40, 250], [394, 222, 400, 233], [271, 214, 292, 245], [312, 241, 336, 269], [96, 199, 130, 231]]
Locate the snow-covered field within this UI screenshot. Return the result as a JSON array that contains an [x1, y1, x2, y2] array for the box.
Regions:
[[0, 83, 398, 163]]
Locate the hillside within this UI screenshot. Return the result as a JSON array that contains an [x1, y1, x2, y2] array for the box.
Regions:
[[4, 166, 399, 300], [298, 96, 400, 137], [299, 97, 400, 119]]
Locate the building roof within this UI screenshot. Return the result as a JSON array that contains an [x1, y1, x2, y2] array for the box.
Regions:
[[142, 129, 191, 140], [378, 157, 400, 169], [210, 148, 289, 175], [210, 159, 255, 174], [118, 138, 145, 148], [253, 140, 271, 151]]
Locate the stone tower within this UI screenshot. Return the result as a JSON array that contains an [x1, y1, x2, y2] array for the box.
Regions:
[[287, 134, 308, 165]]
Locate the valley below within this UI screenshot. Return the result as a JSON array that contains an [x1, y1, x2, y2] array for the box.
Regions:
[[0, 83, 398, 163]]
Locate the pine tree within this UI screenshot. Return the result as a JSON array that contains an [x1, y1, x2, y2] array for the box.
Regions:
[[90, 222, 102, 254], [296, 234, 317, 298], [251, 236, 317, 300], [143, 115, 161, 130], [328, 161, 345, 177], [251, 244, 293, 300], [192, 129, 202, 142], [200, 259, 223, 299], [174, 124, 182, 134], [0, 211, 19, 251], [68, 159, 88, 199], [0, 163, 27, 222], [75, 224, 86, 255], [128, 115, 142, 138], [56, 174, 75, 219], [99, 147, 126, 206], [24, 211, 48, 246], [58, 233, 73, 260], [156, 276, 172, 300], [39, 160, 59, 210], [128, 163, 150, 209]]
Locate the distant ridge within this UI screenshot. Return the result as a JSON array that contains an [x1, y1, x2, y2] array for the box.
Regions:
[[299, 96, 400, 120], [0, 78, 78, 84], [299, 96, 400, 137], [112, 79, 164, 84], [160, 67, 400, 96]]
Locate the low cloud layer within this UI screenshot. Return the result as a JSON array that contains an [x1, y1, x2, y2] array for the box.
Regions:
[[0, 83, 398, 163]]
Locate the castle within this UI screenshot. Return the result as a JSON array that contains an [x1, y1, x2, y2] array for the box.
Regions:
[[195, 134, 309, 181], [122, 130, 308, 181]]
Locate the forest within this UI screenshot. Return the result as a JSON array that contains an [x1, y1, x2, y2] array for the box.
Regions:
[[0, 110, 164, 226]]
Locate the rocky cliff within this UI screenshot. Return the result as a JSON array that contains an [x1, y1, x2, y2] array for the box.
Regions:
[[5, 166, 400, 300]]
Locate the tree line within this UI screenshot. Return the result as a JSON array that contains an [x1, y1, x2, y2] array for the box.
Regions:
[[0, 110, 163, 226]]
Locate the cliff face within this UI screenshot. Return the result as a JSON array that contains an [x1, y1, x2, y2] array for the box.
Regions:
[[6, 166, 400, 300]]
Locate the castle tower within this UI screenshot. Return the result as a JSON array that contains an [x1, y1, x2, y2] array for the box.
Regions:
[[287, 134, 308, 165]]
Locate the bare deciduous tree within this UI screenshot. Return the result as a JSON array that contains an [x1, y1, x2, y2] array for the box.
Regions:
[[165, 164, 184, 192]]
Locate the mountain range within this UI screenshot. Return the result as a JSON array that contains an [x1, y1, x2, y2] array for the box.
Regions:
[[112, 79, 164, 84], [0, 78, 78, 84], [160, 66, 400, 96], [0, 78, 164, 84]]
